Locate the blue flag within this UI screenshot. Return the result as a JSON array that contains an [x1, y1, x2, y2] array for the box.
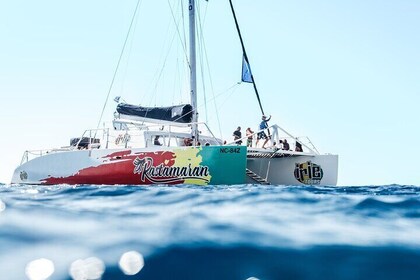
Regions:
[[241, 55, 253, 83]]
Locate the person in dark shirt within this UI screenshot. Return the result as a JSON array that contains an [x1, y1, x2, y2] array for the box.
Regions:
[[183, 138, 193, 146], [154, 136, 162, 146], [233, 126, 242, 145], [295, 141, 303, 152], [282, 139, 290, 150]]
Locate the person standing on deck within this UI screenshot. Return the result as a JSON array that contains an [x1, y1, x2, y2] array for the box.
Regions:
[[256, 115, 271, 149], [233, 126, 242, 145], [246, 127, 254, 147]]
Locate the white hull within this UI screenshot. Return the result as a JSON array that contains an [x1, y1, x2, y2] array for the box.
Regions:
[[246, 153, 338, 185], [12, 146, 247, 185], [12, 145, 338, 186]]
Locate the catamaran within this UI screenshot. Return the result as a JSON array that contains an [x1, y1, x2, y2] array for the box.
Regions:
[[11, 0, 338, 186]]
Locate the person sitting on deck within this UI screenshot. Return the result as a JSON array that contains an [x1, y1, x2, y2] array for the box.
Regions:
[[268, 141, 278, 150], [282, 139, 290, 151], [278, 140, 284, 150], [183, 138, 193, 146], [154, 136, 162, 146], [295, 141, 303, 152]]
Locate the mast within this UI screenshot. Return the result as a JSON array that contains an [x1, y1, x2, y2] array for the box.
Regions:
[[189, 0, 199, 144]]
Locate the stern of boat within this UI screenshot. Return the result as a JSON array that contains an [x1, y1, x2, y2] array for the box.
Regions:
[[246, 151, 338, 186]]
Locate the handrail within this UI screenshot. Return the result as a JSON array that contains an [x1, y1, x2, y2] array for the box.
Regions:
[[226, 123, 320, 154], [75, 128, 109, 149], [226, 125, 272, 146], [271, 124, 318, 154], [113, 119, 223, 145], [19, 147, 74, 165], [19, 122, 319, 166]]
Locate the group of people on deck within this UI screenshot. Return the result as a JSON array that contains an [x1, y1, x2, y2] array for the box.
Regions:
[[153, 114, 303, 151], [232, 115, 303, 151]]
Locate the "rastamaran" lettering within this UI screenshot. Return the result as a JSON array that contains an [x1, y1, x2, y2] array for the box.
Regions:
[[133, 157, 210, 183]]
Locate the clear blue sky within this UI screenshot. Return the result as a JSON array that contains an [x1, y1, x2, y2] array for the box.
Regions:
[[0, 0, 419, 186]]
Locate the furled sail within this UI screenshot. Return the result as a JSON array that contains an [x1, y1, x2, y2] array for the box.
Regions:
[[116, 103, 193, 124]]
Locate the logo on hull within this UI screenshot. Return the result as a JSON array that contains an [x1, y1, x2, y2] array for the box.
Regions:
[[20, 171, 28, 181], [294, 161, 323, 185]]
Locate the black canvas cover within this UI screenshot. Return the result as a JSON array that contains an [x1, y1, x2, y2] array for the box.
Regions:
[[116, 103, 193, 123]]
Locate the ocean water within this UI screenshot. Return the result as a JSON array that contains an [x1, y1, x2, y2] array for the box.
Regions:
[[0, 184, 419, 280]]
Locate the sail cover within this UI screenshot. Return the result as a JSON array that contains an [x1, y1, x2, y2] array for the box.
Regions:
[[116, 103, 193, 124]]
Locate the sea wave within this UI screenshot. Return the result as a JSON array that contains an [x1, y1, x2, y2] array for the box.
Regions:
[[0, 184, 419, 279], [95, 245, 420, 280]]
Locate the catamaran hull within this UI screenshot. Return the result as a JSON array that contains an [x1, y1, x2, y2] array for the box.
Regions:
[[12, 146, 247, 185], [12, 146, 338, 186], [246, 154, 339, 185]]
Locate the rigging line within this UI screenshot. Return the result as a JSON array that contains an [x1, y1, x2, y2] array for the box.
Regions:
[[216, 83, 240, 113], [172, 82, 239, 123], [170, 1, 187, 105], [180, 0, 188, 59], [174, 45, 189, 104], [171, 50, 178, 105], [179, 0, 189, 103], [146, 0, 186, 108], [202, 0, 209, 25], [168, 0, 190, 68], [171, 1, 184, 105], [196, 85, 239, 134], [119, 4, 141, 97], [172, 44, 185, 105], [144, 12, 174, 106], [196, 1, 221, 139], [198, 10, 223, 139], [96, 0, 143, 130], [196, 3, 209, 124], [148, 26, 178, 107], [228, 0, 265, 115]]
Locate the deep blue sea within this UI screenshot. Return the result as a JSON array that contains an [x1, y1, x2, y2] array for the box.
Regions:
[[0, 184, 419, 280]]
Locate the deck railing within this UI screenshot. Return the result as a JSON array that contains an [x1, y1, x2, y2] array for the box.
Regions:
[[19, 121, 224, 165], [227, 124, 320, 154], [19, 121, 320, 165]]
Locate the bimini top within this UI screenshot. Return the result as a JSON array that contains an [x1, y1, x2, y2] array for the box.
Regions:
[[116, 103, 193, 124]]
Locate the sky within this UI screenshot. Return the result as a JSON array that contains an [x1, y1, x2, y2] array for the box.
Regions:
[[0, 0, 419, 186]]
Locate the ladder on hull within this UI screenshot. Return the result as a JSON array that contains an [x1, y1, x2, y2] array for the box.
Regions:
[[246, 168, 270, 185]]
